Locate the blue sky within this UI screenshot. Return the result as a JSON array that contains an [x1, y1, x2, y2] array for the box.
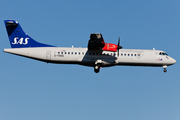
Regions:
[[0, 0, 180, 120]]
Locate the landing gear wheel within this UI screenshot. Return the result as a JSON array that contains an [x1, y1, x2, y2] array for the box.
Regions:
[[163, 69, 167, 73], [94, 65, 100, 73], [94, 69, 100, 73]]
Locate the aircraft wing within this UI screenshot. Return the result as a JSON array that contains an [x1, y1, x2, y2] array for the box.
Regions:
[[87, 33, 120, 52], [88, 33, 105, 50]]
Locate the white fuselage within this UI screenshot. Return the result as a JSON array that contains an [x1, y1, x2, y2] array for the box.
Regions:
[[4, 47, 176, 68]]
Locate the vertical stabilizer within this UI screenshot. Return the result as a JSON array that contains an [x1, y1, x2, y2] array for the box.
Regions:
[[4, 20, 54, 48]]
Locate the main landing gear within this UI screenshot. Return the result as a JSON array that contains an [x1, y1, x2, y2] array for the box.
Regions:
[[94, 65, 100, 73], [94, 60, 102, 73]]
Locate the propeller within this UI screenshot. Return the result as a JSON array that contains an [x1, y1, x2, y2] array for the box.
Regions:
[[117, 37, 122, 56]]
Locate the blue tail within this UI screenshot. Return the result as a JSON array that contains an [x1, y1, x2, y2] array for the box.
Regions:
[[4, 20, 54, 48]]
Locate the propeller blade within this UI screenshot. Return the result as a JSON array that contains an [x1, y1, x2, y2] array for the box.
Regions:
[[117, 37, 122, 56], [117, 37, 120, 56], [118, 37, 120, 47], [117, 37, 122, 49]]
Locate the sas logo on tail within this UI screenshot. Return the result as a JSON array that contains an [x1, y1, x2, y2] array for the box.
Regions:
[[12, 37, 29, 45]]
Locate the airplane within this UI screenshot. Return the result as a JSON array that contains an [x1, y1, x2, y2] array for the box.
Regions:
[[3, 20, 176, 73]]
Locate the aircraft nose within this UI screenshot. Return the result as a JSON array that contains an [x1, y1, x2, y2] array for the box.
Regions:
[[171, 58, 176, 64]]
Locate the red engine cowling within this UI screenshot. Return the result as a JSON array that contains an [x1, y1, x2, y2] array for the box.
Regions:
[[102, 43, 118, 52]]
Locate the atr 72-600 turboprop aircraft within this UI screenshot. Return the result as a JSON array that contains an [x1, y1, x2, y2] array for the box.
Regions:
[[4, 20, 176, 73]]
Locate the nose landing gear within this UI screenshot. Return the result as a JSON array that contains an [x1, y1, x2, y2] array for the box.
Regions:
[[163, 65, 167, 73]]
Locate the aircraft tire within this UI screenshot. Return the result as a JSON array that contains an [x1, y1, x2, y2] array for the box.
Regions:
[[94, 66, 100, 73], [163, 69, 167, 73]]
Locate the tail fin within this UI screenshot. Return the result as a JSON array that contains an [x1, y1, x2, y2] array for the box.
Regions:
[[4, 20, 54, 48]]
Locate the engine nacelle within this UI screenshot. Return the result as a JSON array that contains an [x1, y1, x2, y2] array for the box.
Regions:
[[102, 43, 118, 52]]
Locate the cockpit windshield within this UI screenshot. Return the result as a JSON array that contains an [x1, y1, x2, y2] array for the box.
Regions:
[[159, 52, 168, 56]]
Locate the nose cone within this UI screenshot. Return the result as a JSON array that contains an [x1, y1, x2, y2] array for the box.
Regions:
[[171, 58, 176, 64]]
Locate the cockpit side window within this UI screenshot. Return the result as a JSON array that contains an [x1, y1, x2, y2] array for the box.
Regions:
[[159, 52, 168, 56]]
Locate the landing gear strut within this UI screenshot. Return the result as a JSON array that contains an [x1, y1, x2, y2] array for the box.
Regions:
[[94, 65, 100, 73], [94, 60, 102, 73], [163, 65, 167, 73]]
